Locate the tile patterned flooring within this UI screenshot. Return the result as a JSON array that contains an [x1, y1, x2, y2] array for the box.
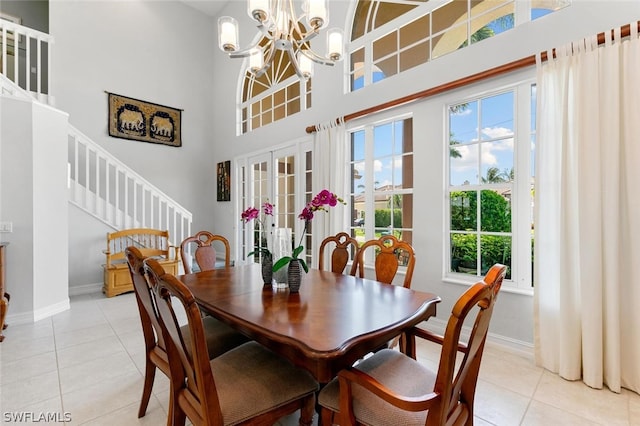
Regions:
[[1, 292, 638, 425]]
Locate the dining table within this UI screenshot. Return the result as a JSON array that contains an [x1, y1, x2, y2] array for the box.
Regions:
[[179, 263, 441, 384]]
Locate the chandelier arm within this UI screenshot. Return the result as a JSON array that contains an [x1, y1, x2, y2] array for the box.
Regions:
[[287, 46, 306, 79], [228, 23, 274, 57], [293, 41, 336, 66], [253, 41, 278, 77]]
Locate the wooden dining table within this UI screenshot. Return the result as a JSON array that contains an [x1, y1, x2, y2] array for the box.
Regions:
[[179, 264, 440, 383]]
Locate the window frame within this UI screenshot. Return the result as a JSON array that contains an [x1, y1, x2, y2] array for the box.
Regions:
[[348, 113, 415, 270], [444, 79, 534, 293]]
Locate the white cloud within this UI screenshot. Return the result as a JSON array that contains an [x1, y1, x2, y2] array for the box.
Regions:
[[480, 126, 513, 140]]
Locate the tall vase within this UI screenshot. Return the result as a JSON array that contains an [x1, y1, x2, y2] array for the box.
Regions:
[[261, 254, 273, 286], [272, 228, 292, 288], [288, 259, 302, 293]]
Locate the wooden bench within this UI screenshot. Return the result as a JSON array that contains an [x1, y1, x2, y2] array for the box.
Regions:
[[103, 228, 179, 297]]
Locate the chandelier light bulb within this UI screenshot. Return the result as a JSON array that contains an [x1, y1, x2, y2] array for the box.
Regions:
[[249, 47, 264, 73], [248, 0, 271, 22], [306, 0, 328, 29], [298, 52, 314, 79], [218, 17, 239, 52], [327, 28, 343, 61]]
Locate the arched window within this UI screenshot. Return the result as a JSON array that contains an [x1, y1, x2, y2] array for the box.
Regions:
[[239, 39, 312, 134], [349, 0, 571, 91]]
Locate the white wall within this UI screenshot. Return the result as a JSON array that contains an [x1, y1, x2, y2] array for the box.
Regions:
[[0, 95, 70, 323], [49, 0, 221, 288]]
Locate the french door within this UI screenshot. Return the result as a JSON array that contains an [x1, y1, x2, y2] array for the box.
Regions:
[[236, 142, 314, 266]]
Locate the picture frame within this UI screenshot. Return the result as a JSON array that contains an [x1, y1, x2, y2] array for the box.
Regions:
[[217, 160, 231, 201], [107, 92, 182, 147]]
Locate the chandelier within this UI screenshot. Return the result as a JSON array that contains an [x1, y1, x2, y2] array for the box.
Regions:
[[217, 0, 344, 79]]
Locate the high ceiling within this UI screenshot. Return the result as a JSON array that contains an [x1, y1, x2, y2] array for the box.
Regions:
[[180, 0, 228, 17]]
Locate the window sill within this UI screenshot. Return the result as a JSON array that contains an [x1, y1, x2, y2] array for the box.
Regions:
[[443, 275, 534, 296]]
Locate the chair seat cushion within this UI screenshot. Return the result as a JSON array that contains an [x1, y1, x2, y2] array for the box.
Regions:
[[211, 341, 319, 425], [181, 316, 249, 359], [318, 349, 435, 426]]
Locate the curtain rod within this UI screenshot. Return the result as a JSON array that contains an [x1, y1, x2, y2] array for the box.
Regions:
[[306, 21, 639, 134]]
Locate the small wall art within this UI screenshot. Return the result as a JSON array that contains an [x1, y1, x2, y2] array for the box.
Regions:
[[217, 160, 231, 201], [107, 92, 182, 147]]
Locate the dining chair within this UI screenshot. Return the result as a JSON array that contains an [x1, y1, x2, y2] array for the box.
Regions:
[[144, 257, 319, 426], [125, 246, 249, 418], [318, 264, 507, 426], [349, 234, 416, 289], [318, 232, 360, 274], [180, 231, 231, 274]]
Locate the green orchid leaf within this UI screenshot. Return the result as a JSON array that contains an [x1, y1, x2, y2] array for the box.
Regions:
[[272, 256, 292, 272], [246, 247, 271, 259], [292, 245, 304, 258], [299, 259, 309, 273]]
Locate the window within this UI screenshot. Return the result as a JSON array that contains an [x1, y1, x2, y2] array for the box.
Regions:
[[447, 82, 534, 290], [239, 46, 312, 134], [349, 0, 570, 91], [350, 117, 414, 254]]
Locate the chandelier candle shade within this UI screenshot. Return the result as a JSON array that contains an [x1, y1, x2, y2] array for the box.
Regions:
[[217, 0, 344, 79]]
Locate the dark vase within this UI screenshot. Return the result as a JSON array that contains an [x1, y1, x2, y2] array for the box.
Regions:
[[261, 255, 273, 286], [287, 259, 302, 293]]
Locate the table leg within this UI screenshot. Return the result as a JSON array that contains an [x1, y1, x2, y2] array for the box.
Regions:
[[0, 292, 8, 341]]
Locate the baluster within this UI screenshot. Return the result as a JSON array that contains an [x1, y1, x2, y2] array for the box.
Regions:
[[25, 33, 31, 92]]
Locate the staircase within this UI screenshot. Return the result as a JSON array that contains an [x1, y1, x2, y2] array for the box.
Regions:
[[1, 20, 192, 245]]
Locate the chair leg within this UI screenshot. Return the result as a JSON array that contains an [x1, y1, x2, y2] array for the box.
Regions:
[[320, 407, 335, 426], [171, 401, 186, 426], [137, 356, 156, 418], [298, 394, 316, 426]]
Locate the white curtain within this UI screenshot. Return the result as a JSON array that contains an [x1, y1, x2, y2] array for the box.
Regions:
[[312, 118, 347, 260], [534, 23, 640, 394]]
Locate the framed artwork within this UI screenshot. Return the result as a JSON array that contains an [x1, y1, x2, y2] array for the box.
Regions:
[[107, 92, 182, 147], [217, 160, 231, 201]]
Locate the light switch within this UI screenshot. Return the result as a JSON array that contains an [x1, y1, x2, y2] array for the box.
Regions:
[[0, 222, 13, 233]]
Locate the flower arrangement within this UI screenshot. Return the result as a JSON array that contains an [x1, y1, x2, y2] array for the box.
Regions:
[[273, 190, 346, 273], [242, 201, 274, 259]]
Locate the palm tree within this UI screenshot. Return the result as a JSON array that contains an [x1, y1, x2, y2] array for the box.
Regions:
[[481, 167, 513, 183]]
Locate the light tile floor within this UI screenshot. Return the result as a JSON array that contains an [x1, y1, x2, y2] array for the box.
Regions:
[[1, 292, 638, 425]]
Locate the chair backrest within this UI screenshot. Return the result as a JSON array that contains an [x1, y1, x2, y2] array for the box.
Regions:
[[144, 258, 224, 425], [349, 235, 416, 288], [180, 231, 231, 274], [125, 247, 169, 359], [318, 232, 359, 274], [430, 263, 507, 424]]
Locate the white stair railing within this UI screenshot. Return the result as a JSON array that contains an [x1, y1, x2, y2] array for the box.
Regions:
[[1, 69, 193, 247], [67, 125, 192, 246], [0, 19, 53, 104]]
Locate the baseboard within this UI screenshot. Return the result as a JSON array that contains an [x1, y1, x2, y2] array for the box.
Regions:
[[69, 282, 102, 297], [420, 317, 534, 360], [6, 299, 71, 325], [34, 299, 70, 322], [5, 310, 34, 326]]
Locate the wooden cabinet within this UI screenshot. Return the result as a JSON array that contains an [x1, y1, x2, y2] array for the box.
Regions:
[[0, 243, 9, 342]]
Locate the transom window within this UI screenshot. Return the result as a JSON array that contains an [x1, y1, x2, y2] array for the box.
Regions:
[[239, 44, 312, 134], [349, 0, 570, 91]]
